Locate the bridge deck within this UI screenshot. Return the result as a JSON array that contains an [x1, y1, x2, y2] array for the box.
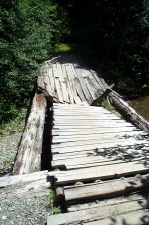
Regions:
[[1, 53, 149, 224], [39, 54, 109, 105], [48, 103, 149, 225]]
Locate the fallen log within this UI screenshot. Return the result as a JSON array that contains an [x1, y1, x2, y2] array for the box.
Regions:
[[108, 92, 149, 133], [13, 92, 46, 174]]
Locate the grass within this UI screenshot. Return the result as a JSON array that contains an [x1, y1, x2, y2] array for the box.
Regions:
[[100, 99, 114, 111], [49, 189, 61, 215], [3, 156, 15, 166], [0, 108, 27, 135], [54, 43, 71, 52]]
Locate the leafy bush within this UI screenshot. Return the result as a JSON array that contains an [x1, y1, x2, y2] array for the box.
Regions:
[[0, 0, 68, 123]]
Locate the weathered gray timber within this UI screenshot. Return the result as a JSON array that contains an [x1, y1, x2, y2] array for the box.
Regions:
[[47, 192, 149, 225], [109, 91, 149, 133], [0, 170, 51, 197], [13, 92, 46, 174], [39, 54, 109, 105], [64, 173, 149, 203]]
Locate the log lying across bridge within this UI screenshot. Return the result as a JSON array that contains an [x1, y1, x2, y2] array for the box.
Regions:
[[9, 53, 149, 224]]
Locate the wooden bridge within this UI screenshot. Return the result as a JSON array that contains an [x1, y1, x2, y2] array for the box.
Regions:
[[1, 54, 149, 224]]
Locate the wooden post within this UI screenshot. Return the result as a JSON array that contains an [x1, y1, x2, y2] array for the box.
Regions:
[[55, 187, 65, 203]]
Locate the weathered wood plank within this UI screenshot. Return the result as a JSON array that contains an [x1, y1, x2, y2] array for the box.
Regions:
[[73, 96, 82, 104], [60, 63, 72, 103], [53, 111, 115, 115], [74, 77, 87, 102], [61, 63, 68, 79], [52, 127, 138, 136], [53, 120, 127, 125], [52, 136, 149, 151], [52, 130, 146, 143], [52, 143, 149, 160], [85, 73, 103, 96], [60, 81, 69, 103], [65, 65, 76, 103], [0, 171, 51, 199], [90, 70, 106, 91], [52, 155, 119, 168], [65, 64, 77, 95], [53, 161, 149, 185], [0, 170, 49, 188], [55, 78, 64, 103], [56, 63, 69, 102], [53, 113, 122, 119], [48, 66, 55, 97], [52, 64, 65, 102], [52, 121, 134, 127], [67, 192, 148, 212], [56, 62, 65, 82], [52, 150, 149, 168], [53, 64, 59, 78], [53, 157, 149, 170], [53, 115, 122, 121], [64, 67, 74, 103], [53, 104, 113, 112], [52, 141, 149, 155], [73, 67, 93, 104], [47, 197, 149, 225], [64, 174, 149, 203], [84, 78, 97, 100], [85, 209, 149, 225], [69, 56, 93, 104]]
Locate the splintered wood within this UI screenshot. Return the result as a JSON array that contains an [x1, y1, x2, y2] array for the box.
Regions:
[[47, 103, 149, 225], [39, 54, 107, 105]]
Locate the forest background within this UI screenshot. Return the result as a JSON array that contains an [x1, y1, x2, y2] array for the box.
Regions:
[[0, 0, 149, 125]]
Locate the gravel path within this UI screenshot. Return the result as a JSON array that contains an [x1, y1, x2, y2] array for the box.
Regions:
[[0, 125, 52, 224], [0, 131, 22, 176], [0, 183, 52, 225]]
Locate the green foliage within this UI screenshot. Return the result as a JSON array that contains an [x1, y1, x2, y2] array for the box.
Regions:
[[0, 108, 27, 135], [54, 43, 71, 52], [101, 99, 114, 112], [0, 0, 68, 123], [49, 189, 61, 215], [53, 207, 61, 215]]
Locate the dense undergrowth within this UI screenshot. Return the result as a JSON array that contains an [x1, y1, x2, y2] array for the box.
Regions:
[[0, 0, 68, 125], [0, 0, 149, 126]]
